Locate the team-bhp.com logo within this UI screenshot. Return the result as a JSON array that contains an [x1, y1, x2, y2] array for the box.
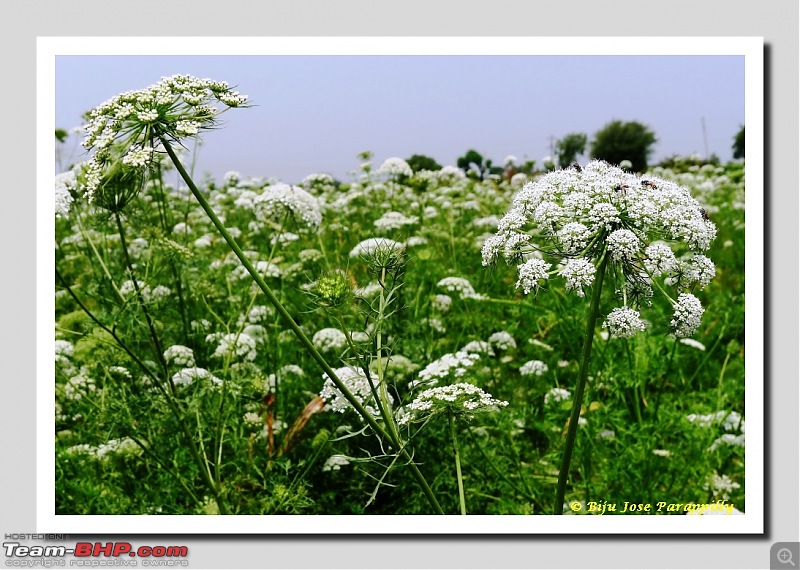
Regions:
[[4, 541, 188, 566]]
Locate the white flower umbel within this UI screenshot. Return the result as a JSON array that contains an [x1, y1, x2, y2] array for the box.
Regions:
[[55, 171, 77, 218], [559, 258, 596, 297], [207, 332, 257, 362], [520, 360, 548, 377], [516, 258, 551, 295], [320, 366, 389, 418], [670, 293, 704, 338], [488, 331, 517, 352], [172, 367, 223, 387], [399, 383, 508, 425], [253, 183, 322, 231], [373, 211, 419, 232], [603, 307, 647, 339], [482, 161, 717, 514], [349, 238, 405, 259], [80, 74, 248, 206], [163, 345, 196, 368], [312, 327, 348, 353], [482, 161, 716, 334], [437, 276, 484, 300], [544, 387, 571, 405], [413, 351, 480, 389], [377, 157, 413, 178]]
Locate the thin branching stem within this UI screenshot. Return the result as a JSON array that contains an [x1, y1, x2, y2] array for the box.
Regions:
[[159, 135, 444, 514]]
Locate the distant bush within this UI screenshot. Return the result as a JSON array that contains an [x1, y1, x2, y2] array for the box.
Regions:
[[590, 120, 657, 173]]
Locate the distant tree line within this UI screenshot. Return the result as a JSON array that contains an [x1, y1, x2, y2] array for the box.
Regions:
[[404, 120, 744, 178]]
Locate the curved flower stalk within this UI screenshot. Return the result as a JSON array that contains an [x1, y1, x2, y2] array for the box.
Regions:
[[77, 75, 444, 515], [482, 160, 717, 514]]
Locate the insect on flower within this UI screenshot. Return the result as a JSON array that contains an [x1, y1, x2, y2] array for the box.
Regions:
[[700, 208, 710, 221], [641, 180, 658, 189]]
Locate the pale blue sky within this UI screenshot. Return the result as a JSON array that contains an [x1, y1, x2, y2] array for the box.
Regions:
[[55, 55, 744, 184]]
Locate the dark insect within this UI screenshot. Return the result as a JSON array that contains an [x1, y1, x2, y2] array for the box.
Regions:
[[613, 184, 629, 193], [700, 208, 710, 221], [641, 180, 658, 189], [571, 162, 582, 172]]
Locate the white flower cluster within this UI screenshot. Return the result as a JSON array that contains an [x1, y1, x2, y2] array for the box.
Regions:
[[436, 276, 483, 300], [64, 374, 96, 401], [686, 409, 744, 452], [349, 237, 405, 259], [670, 293, 704, 338], [515, 258, 551, 295], [544, 387, 571, 405], [460, 340, 495, 357], [703, 471, 741, 500], [373, 211, 419, 231], [412, 351, 480, 389], [520, 360, 548, 377], [371, 354, 419, 382], [246, 305, 275, 324], [398, 382, 508, 424], [64, 437, 143, 462], [437, 165, 466, 180], [377, 157, 413, 178], [602, 307, 647, 339], [482, 161, 717, 338], [312, 328, 348, 353], [81, 75, 248, 202], [431, 294, 452, 313], [228, 260, 282, 281], [55, 170, 77, 218], [686, 410, 743, 432], [207, 332, 257, 362], [55, 340, 75, 369], [171, 366, 223, 387], [163, 345, 196, 368], [488, 331, 516, 352], [322, 454, 351, 472], [320, 366, 389, 417], [253, 183, 322, 231], [119, 280, 172, 303], [558, 258, 596, 296]]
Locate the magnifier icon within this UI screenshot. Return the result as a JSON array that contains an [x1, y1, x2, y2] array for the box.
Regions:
[[778, 548, 796, 566]]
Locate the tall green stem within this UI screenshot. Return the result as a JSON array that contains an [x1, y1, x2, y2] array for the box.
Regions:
[[554, 252, 608, 514], [159, 136, 443, 514], [449, 412, 466, 515]]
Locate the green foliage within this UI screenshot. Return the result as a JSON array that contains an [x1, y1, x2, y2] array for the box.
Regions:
[[590, 120, 657, 173], [55, 143, 746, 516], [555, 132, 588, 169], [456, 149, 503, 179], [732, 125, 745, 159], [406, 153, 442, 173]]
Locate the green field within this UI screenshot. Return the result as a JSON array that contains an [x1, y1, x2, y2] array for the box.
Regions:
[[54, 77, 746, 516]]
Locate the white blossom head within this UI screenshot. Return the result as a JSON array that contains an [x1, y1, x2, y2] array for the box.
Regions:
[[320, 366, 389, 417], [483, 160, 716, 338], [253, 183, 322, 231], [80, 75, 248, 207], [377, 157, 413, 178], [398, 382, 508, 425]]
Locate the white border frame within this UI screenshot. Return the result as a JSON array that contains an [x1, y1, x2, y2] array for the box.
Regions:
[[38, 36, 764, 534]]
